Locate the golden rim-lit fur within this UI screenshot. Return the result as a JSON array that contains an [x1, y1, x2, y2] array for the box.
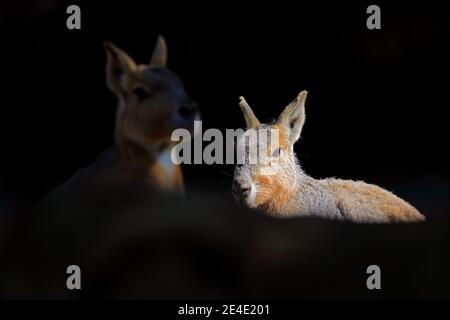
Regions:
[[234, 91, 425, 223], [104, 36, 194, 194]]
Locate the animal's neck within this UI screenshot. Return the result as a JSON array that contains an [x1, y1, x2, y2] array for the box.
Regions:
[[113, 106, 182, 192], [114, 133, 156, 171], [261, 164, 306, 215]]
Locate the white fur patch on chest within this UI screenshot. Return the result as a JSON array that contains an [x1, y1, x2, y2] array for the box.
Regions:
[[157, 148, 176, 177], [245, 183, 257, 208]]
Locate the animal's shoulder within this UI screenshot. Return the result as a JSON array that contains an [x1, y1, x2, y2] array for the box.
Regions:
[[60, 148, 116, 190], [36, 148, 118, 208]]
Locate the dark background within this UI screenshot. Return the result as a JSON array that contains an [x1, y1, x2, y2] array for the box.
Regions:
[[0, 0, 450, 299], [1, 1, 449, 207]]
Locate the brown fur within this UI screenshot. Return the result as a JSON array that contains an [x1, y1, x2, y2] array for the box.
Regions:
[[104, 36, 199, 194], [324, 179, 424, 222], [270, 125, 290, 151], [149, 161, 184, 193], [255, 174, 296, 214]]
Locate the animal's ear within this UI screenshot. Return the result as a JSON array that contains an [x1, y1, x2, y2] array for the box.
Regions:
[[150, 35, 168, 67], [277, 90, 308, 144], [239, 96, 261, 128], [104, 41, 137, 95]]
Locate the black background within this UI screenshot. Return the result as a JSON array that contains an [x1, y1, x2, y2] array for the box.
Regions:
[[1, 0, 450, 300], [1, 1, 449, 208]]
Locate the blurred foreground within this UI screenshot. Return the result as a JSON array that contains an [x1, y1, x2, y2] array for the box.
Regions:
[[0, 178, 449, 299]]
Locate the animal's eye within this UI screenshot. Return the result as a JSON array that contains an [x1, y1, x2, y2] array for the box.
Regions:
[[272, 147, 281, 158], [133, 87, 150, 101]]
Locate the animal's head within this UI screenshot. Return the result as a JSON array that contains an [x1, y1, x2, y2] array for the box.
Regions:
[[232, 90, 307, 211], [104, 36, 199, 148]]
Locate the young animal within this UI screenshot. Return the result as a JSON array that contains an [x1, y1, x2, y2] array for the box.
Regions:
[[232, 90, 425, 223], [102, 35, 199, 193]]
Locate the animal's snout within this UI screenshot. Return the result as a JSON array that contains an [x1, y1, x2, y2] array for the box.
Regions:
[[178, 99, 199, 119], [170, 97, 200, 132], [232, 180, 257, 208], [232, 181, 250, 197], [232, 180, 250, 201]]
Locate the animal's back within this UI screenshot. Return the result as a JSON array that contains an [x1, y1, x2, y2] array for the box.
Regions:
[[36, 148, 154, 213], [321, 178, 425, 223]]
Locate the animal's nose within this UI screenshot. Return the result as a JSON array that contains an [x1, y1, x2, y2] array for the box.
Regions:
[[232, 181, 250, 196], [178, 100, 199, 119]]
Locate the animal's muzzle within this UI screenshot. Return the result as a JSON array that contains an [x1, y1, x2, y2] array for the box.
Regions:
[[232, 180, 250, 206]]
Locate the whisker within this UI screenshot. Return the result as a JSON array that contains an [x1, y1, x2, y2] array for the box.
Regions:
[[220, 170, 234, 178], [220, 170, 233, 177]]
